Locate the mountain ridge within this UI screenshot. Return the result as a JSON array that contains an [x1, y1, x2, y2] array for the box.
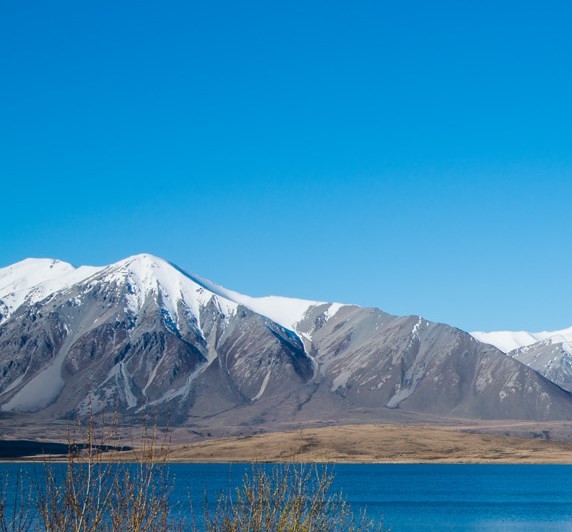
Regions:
[[1, 254, 572, 435]]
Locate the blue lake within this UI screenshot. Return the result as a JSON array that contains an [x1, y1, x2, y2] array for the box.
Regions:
[[3, 463, 572, 531]]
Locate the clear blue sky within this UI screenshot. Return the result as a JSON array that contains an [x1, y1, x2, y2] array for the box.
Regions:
[[2, 0, 571, 332]]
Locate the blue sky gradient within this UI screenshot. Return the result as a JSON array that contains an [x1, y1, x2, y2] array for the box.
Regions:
[[2, 1, 571, 332]]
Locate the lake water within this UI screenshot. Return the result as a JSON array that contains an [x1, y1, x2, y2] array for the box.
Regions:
[[2, 463, 572, 531], [174, 463, 572, 531]]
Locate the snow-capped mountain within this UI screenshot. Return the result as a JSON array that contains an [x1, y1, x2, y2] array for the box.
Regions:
[[0, 255, 327, 333], [1, 254, 572, 435], [472, 326, 572, 391], [471, 327, 572, 354], [0, 254, 324, 419], [0, 258, 100, 324]]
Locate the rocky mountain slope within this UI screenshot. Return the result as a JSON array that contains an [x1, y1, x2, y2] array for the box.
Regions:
[[472, 326, 572, 392], [1, 254, 572, 436]]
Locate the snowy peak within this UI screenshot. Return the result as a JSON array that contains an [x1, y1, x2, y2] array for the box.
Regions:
[[471, 325, 572, 391], [87, 253, 240, 323], [0, 258, 101, 323], [0, 258, 75, 295], [472, 325, 572, 353]]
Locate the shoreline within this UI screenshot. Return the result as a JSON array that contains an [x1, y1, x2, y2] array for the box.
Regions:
[[4, 423, 572, 464]]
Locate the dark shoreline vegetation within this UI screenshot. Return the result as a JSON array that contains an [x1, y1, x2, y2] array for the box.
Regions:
[[0, 440, 132, 460], [0, 419, 386, 532]]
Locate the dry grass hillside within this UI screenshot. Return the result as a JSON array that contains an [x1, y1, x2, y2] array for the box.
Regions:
[[164, 423, 572, 463]]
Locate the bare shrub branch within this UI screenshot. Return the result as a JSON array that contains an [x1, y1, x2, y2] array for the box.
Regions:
[[33, 412, 179, 532], [202, 463, 385, 532], [0, 470, 32, 532]]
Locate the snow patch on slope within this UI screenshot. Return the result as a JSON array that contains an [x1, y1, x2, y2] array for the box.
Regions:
[[181, 270, 331, 331], [252, 370, 272, 401]]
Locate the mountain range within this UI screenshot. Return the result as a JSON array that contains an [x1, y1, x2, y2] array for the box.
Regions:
[[1, 254, 572, 438]]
